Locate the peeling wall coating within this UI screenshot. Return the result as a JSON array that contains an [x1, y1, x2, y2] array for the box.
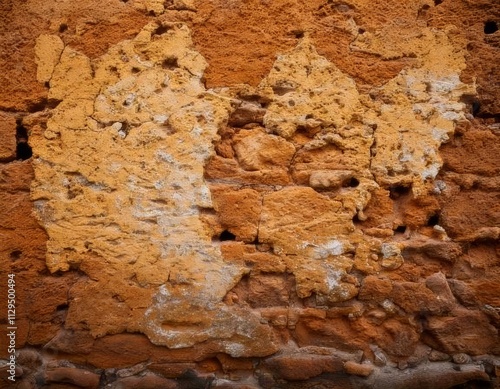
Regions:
[[32, 22, 276, 356], [32, 21, 472, 351], [1, 1, 500, 388]]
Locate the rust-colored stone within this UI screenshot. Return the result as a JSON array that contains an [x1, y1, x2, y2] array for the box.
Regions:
[[358, 276, 393, 303], [210, 186, 262, 242], [0, 113, 17, 161], [391, 280, 454, 315], [264, 352, 344, 381], [344, 360, 374, 377], [1, 0, 499, 386], [45, 367, 100, 389], [216, 354, 254, 373], [247, 273, 291, 308], [111, 373, 178, 389], [424, 308, 498, 356]]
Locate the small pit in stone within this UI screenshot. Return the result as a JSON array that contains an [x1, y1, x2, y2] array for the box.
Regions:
[[56, 303, 69, 312], [472, 100, 481, 116], [272, 85, 295, 96], [162, 57, 179, 69], [16, 120, 33, 160], [153, 24, 172, 36], [219, 230, 236, 241], [427, 214, 440, 226], [389, 184, 412, 200], [292, 30, 304, 39], [344, 177, 360, 188], [395, 225, 407, 234], [10, 250, 22, 260], [484, 21, 498, 34]]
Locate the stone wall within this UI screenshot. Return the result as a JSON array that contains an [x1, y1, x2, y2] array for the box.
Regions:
[[1, 0, 499, 388]]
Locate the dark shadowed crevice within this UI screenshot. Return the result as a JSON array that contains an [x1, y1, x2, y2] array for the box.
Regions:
[[16, 119, 32, 160], [484, 21, 498, 35], [219, 230, 236, 241]]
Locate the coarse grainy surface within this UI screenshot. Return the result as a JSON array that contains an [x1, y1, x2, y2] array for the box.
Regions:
[[1, 0, 499, 388]]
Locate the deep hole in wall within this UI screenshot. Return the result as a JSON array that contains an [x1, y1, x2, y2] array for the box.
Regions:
[[389, 184, 412, 200], [16, 119, 33, 160], [484, 21, 498, 34], [219, 230, 236, 241], [427, 214, 440, 226], [10, 250, 22, 260]]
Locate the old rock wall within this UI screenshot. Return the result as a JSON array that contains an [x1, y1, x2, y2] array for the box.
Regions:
[[1, 0, 499, 388]]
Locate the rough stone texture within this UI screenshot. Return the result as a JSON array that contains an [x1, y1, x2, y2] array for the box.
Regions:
[[29, 21, 277, 358], [1, 0, 499, 388], [0, 113, 17, 161], [45, 366, 100, 388]]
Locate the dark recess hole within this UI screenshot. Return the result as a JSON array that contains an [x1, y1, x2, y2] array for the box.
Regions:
[[118, 121, 131, 137], [475, 113, 500, 122], [484, 21, 498, 34], [347, 177, 360, 187], [450, 380, 494, 389], [427, 214, 439, 226], [395, 225, 407, 234], [59, 23, 68, 33], [389, 184, 411, 200], [10, 250, 22, 260], [434, 0, 443, 5], [272, 85, 293, 96], [28, 98, 50, 113], [56, 303, 69, 312], [162, 57, 178, 69], [16, 120, 33, 160], [472, 100, 481, 116], [131, 67, 141, 74], [294, 31, 304, 39], [153, 24, 171, 36], [220, 230, 236, 241], [358, 28, 365, 34], [352, 214, 361, 224], [177, 369, 214, 389]]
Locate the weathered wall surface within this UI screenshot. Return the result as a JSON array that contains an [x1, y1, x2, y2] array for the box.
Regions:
[[1, 0, 499, 388]]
